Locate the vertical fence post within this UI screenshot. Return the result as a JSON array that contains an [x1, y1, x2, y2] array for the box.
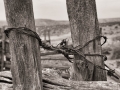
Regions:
[[48, 30, 51, 44], [1, 26, 5, 71], [4, 0, 43, 90], [66, 0, 107, 81], [44, 30, 46, 43]]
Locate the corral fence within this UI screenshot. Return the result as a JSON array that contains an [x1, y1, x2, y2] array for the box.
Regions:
[[0, 26, 120, 81], [0, 26, 70, 71]]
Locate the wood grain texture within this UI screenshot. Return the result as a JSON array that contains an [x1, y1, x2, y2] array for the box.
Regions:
[[0, 71, 119, 90], [1, 26, 5, 71], [4, 0, 43, 90], [66, 0, 107, 81]]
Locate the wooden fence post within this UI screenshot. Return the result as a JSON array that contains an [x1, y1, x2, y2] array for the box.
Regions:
[[44, 30, 46, 42], [48, 30, 51, 44], [66, 0, 107, 81], [4, 0, 43, 90], [1, 26, 5, 71]]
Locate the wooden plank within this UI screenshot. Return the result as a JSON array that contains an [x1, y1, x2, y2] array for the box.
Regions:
[[0, 71, 120, 90], [42, 64, 69, 70], [41, 51, 60, 56], [41, 47, 73, 56], [0, 62, 70, 71], [41, 58, 68, 60]]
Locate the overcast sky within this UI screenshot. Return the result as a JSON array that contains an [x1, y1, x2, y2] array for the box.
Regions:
[[0, 0, 120, 20]]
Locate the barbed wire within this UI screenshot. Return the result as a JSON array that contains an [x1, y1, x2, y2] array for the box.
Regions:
[[4, 27, 119, 79]]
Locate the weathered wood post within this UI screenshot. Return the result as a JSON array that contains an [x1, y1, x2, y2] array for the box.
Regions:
[[4, 0, 43, 90], [1, 26, 5, 71], [44, 30, 46, 42], [48, 30, 51, 44], [66, 0, 107, 81]]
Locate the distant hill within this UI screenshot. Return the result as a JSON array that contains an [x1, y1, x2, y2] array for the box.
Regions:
[[99, 18, 120, 26], [1, 18, 120, 36], [1, 18, 120, 27], [99, 18, 120, 23], [0, 19, 69, 27], [35, 19, 69, 26], [0, 21, 7, 27]]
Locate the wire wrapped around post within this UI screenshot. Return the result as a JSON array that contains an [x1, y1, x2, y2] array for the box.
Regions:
[[4, 27, 119, 80]]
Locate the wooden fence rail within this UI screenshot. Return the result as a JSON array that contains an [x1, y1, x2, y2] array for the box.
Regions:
[[41, 51, 60, 56]]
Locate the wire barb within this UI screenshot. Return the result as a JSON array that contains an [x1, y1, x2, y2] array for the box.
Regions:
[[4, 27, 118, 79]]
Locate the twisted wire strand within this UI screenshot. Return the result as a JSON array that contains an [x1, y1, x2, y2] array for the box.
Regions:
[[4, 27, 118, 79]]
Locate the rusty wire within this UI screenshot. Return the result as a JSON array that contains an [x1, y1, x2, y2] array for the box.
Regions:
[[4, 27, 119, 79]]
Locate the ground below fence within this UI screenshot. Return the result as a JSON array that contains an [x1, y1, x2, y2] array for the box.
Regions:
[[0, 69, 120, 90]]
